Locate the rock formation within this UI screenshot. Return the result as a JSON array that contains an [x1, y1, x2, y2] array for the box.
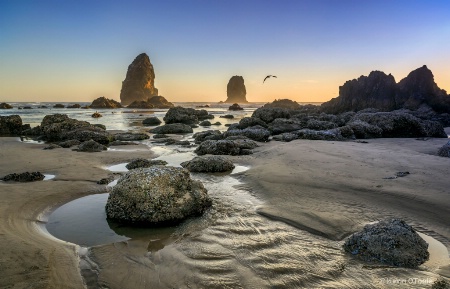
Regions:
[[0, 115, 23, 135], [321, 65, 450, 114], [125, 159, 167, 170], [147, 96, 174, 108], [0, 103, 13, 109], [225, 76, 247, 103], [2, 172, 45, 182], [120, 53, 158, 105], [105, 166, 212, 225], [90, 96, 122, 109], [181, 156, 235, 172]]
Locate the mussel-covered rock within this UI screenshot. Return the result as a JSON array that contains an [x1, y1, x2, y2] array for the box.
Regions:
[[105, 166, 212, 225]]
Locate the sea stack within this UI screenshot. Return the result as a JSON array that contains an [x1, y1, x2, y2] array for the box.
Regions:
[[225, 76, 247, 103], [120, 53, 159, 106]]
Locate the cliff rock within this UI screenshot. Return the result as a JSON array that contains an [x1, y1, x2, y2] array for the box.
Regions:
[[225, 76, 247, 103], [120, 53, 158, 105]]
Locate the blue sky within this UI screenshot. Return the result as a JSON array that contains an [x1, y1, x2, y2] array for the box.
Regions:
[[1, 0, 449, 102]]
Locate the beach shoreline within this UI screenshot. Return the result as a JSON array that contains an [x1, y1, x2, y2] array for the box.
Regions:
[[0, 135, 449, 288]]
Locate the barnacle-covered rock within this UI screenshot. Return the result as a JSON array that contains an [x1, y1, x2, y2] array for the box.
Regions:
[[105, 166, 212, 225], [181, 156, 235, 172], [125, 158, 168, 170], [195, 139, 258, 155], [343, 219, 429, 268]]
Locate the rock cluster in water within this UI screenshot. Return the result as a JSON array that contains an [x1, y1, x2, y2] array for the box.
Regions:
[[105, 166, 212, 225], [90, 97, 122, 109], [225, 76, 247, 103], [127, 96, 174, 109], [163, 106, 214, 125], [120, 53, 159, 105], [181, 156, 235, 172], [125, 158, 168, 170], [343, 219, 429, 268], [321, 65, 450, 115]]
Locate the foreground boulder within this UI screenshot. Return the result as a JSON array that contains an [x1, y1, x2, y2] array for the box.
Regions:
[[343, 219, 429, 268], [105, 166, 212, 225], [2, 172, 45, 182], [125, 158, 168, 170], [77, 139, 107, 152], [0, 115, 23, 135], [120, 53, 158, 105], [224, 75, 247, 103], [438, 141, 450, 157], [195, 139, 258, 155], [142, 117, 161, 126], [149, 123, 193, 134], [90, 96, 122, 109], [181, 156, 235, 172]]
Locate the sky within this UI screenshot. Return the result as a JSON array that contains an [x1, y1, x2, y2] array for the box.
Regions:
[[1, 0, 450, 103]]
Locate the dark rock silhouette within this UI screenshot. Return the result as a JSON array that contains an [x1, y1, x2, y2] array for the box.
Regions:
[[263, 99, 300, 110], [0, 115, 23, 135], [120, 53, 158, 105], [66, 104, 81, 109], [2, 172, 45, 182], [181, 156, 235, 172], [90, 97, 122, 109], [228, 103, 243, 111], [225, 76, 247, 103], [53, 104, 65, 108], [321, 66, 450, 114], [147, 96, 174, 108], [0, 103, 13, 109]]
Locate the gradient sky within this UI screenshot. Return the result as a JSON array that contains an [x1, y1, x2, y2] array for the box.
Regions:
[[1, 0, 449, 103]]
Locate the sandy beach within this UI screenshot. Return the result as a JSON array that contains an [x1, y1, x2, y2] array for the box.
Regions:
[[0, 135, 449, 288]]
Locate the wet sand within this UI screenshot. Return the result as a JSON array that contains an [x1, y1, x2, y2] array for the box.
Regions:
[[0, 136, 449, 288]]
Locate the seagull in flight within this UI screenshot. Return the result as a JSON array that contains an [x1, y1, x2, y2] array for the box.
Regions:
[[263, 75, 277, 83]]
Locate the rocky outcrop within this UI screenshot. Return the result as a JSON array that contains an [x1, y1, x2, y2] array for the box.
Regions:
[[90, 97, 122, 109], [77, 139, 107, 152], [66, 104, 81, 109], [343, 219, 429, 268], [149, 123, 193, 134], [181, 156, 235, 172], [438, 141, 450, 157], [59, 139, 81, 148], [91, 112, 102, 118], [0, 103, 13, 109], [195, 139, 258, 155], [142, 117, 161, 126], [53, 104, 65, 108], [321, 66, 450, 115], [252, 107, 291, 123], [225, 76, 247, 103], [105, 166, 212, 225], [228, 103, 243, 111], [147, 96, 174, 108], [163, 107, 213, 124], [263, 99, 301, 110], [220, 114, 234, 119], [120, 53, 158, 105], [125, 158, 168, 170], [127, 100, 154, 109], [224, 126, 271, 142], [193, 130, 223, 143], [0, 115, 23, 135], [2, 172, 45, 182], [199, 120, 211, 126]]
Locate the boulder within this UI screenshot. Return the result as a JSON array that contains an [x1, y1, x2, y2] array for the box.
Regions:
[[62, 127, 113, 145], [343, 219, 429, 268], [252, 107, 291, 123], [224, 126, 271, 142], [228, 103, 243, 111], [212, 122, 221, 126], [91, 112, 102, 118], [59, 139, 81, 148], [0, 115, 23, 135], [43, 144, 62, 150], [220, 114, 234, 119], [306, 119, 337, 130], [66, 104, 81, 108], [126, 158, 168, 170], [97, 176, 114, 185], [193, 130, 223, 143], [149, 123, 193, 134], [199, 120, 211, 126], [142, 117, 161, 126], [294, 129, 343, 141], [195, 139, 258, 155], [53, 104, 65, 108], [153, 134, 168, 139], [437, 141, 450, 158], [109, 141, 139, 146], [77, 139, 107, 152], [269, 118, 305, 135], [2, 172, 45, 182], [127, 100, 154, 109], [163, 107, 212, 124], [181, 156, 235, 172], [120, 53, 158, 105], [105, 166, 212, 225], [224, 75, 247, 103], [237, 117, 268, 129], [90, 97, 122, 109], [272, 132, 299, 142], [263, 99, 300, 110], [0, 103, 13, 109], [114, 132, 149, 141], [347, 120, 383, 139]]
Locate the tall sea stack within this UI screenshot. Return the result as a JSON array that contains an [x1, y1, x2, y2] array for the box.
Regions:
[[225, 76, 247, 103], [120, 53, 159, 106]]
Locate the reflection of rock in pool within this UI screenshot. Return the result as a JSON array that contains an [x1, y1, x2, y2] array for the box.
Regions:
[[106, 219, 177, 252]]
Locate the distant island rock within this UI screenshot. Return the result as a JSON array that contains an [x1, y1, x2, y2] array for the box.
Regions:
[[120, 53, 158, 106], [0, 103, 13, 109], [90, 96, 122, 109], [53, 104, 65, 108], [224, 76, 247, 103], [321, 65, 450, 114], [127, 96, 174, 109]]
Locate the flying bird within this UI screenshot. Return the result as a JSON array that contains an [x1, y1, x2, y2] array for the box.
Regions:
[[263, 75, 277, 83]]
